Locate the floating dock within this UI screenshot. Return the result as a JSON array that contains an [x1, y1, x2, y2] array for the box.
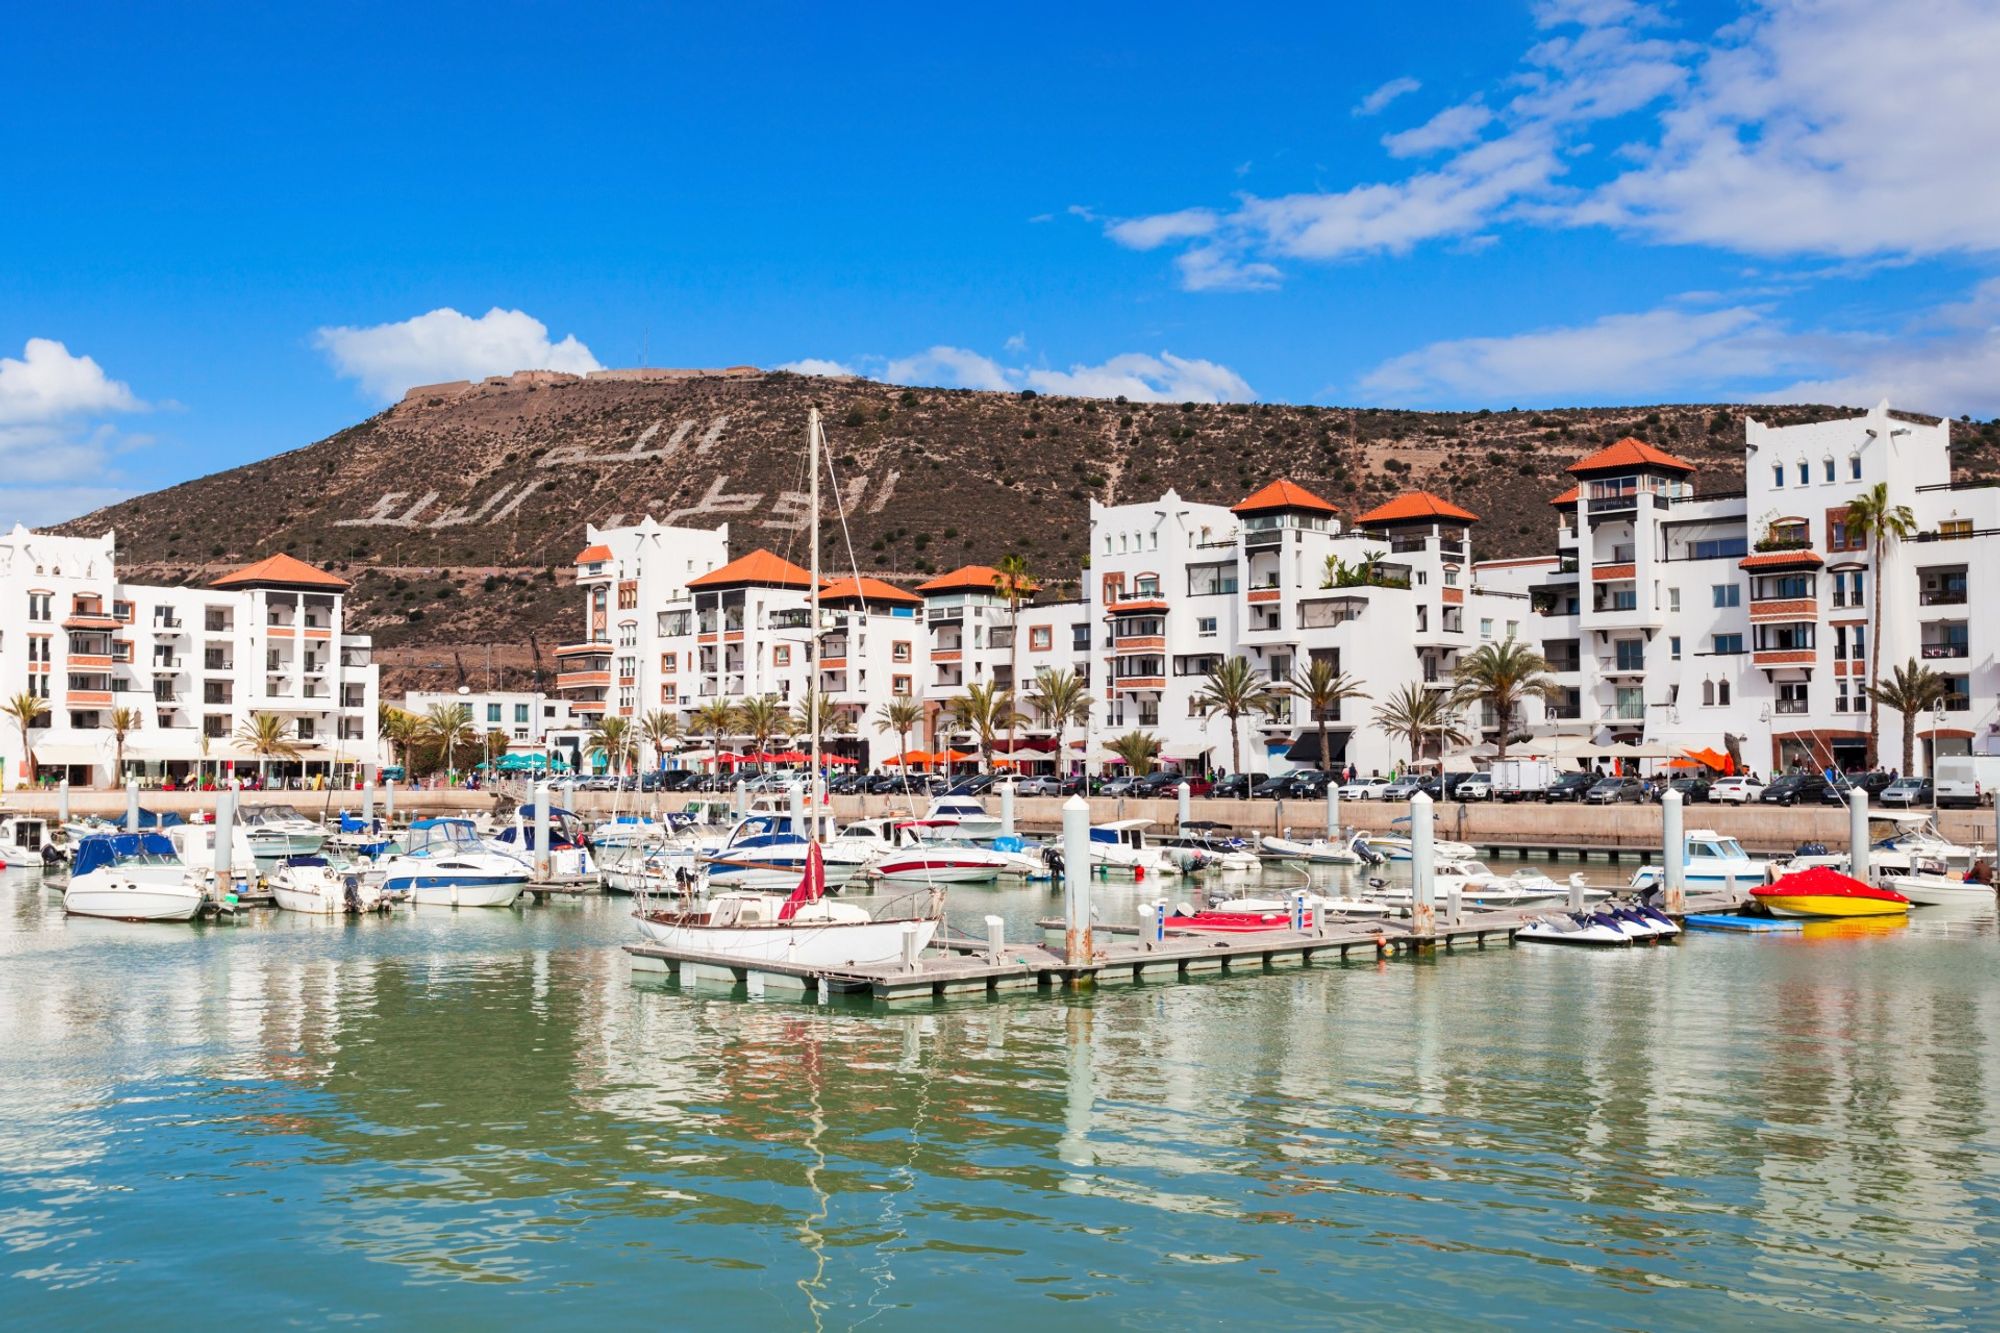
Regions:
[[1684, 912, 1803, 933]]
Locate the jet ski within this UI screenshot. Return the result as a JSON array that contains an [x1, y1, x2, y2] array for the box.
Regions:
[[1602, 901, 1681, 941], [1516, 910, 1634, 947]]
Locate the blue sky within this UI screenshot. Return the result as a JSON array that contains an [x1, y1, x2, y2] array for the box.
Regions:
[[5, 0, 1999, 527]]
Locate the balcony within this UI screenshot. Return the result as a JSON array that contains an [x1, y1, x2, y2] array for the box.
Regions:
[[1922, 641, 1970, 660], [1586, 494, 1639, 515], [556, 670, 611, 691], [1753, 649, 1816, 667], [151, 657, 183, 673], [68, 690, 113, 707], [555, 640, 614, 659], [1920, 588, 1968, 606], [1111, 676, 1166, 693], [1775, 698, 1810, 715]]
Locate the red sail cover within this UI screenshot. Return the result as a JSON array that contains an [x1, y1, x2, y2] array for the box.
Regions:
[[778, 842, 826, 921]]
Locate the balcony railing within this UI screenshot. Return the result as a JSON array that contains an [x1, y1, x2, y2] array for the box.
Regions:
[[1587, 495, 1639, 514], [1775, 698, 1810, 714], [1944, 695, 1971, 712], [1922, 643, 1970, 659], [1920, 589, 1968, 605]]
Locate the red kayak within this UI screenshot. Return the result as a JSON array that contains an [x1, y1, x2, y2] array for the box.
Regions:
[[1167, 909, 1311, 933]]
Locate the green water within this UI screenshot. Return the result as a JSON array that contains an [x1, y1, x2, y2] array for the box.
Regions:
[[3, 868, 1998, 1329]]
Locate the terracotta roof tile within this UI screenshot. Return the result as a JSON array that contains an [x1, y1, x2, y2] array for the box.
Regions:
[[1549, 485, 1580, 506], [574, 543, 613, 564], [1354, 490, 1479, 525], [209, 553, 350, 591], [1231, 478, 1339, 516], [686, 549, 817, 590], [1566, 437, 1697, 475], [915, 564, 1003, 594], [1737, 549, 1825, 570], [819, 576, 922, 606]]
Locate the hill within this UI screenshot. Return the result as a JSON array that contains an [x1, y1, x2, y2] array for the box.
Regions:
[[60, 369, 1994, 695]]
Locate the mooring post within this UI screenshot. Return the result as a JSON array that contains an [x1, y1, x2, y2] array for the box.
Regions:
[[1568, 869, 1586, 913], [1410, 791, 1436, 938], [125, 778, 139, 833], [1154, 897, 1169, 944], [984, 913, 1005, 964], [385, 778, 396, 821], [900, 921, 921, 972], [1447, 881, 1463, 927], [212, 789, 234, 878], [1326, 782, 1340, 840], [362, 778, 375, 831], [1176, 781, 1190, 830], [1849, 787, 1871, 884], [1723, 869, 1738, 904], [532, 781, 552, 883], [787, 780, 804, 837], [1062, 794, 1092, 966], [1662, 787, 1686, 916], [1000, 780, 1016, 838], [1139, 901, 1158, 946], [1291, 890, 1308, 933], [734, 778, 748, 819], [57, 778, 69, 828]]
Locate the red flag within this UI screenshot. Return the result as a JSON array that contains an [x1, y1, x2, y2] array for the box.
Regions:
[[778, 842, 825, 921]]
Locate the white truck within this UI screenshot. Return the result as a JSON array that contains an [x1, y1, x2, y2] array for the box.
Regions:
[[1933, 755, 2000, 808], [1491, 758, 1559, 801]]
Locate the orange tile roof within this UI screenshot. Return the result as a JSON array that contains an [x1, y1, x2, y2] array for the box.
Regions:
[[1231, 478, 1339, 516], [819, 576, 921, 606], [915, 564, 1002, 594], [209, 553, 351, 591], [686, 549, 817, 590], [574, 543, 613, 564], [1549, 485, 1580, 506], [1738, 549, 1825, 570], [1566, 437, 1697, 475], [1354, 490, 1479, 525]]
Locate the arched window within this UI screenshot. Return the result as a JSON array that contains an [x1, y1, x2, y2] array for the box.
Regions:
[[1702, 680, 1715, 706], [1823, 456, 1835, 482], [1850, 453, 1862, 480], [1796, 459, 1809, 486], [1718, 679, 1732, 706]]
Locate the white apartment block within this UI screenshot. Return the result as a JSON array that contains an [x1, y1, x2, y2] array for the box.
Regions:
[[0, 530, 378, 787], [401, 690, 586, 751]]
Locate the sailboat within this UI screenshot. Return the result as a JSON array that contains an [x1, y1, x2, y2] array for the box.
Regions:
[[633, 407, 944, 967]]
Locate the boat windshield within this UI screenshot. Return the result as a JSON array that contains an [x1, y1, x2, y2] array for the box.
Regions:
[[404, 821, 482, 855], [253, 805, 307, 823]]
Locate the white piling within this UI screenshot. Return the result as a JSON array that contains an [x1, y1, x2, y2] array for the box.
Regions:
[[1154, 896, 1169, 943], [1000, 780, 1016, 838], [1326, 782, 1340, 840], [1849, 787, 1871, 884], [1447, 882, 1463, 927], [1410, 791, 1436, 937], [788, 780, 805, 835], [1062, 794, 1092, 966], [1661, 787, 1686, 916], [1569, 871, 1587, 913], [900, 920, 922, 971], [1177, 780, 1191, 829], [212, 790, 234, 877], [532, 781, 552, 882], [57, 778, 69, 827], [362, 778, 375, 831], [125, 778, 139, 833], [385, 778, 396, 820], [734, 778, 748, 819], [1291, 890, 1308, 933], [984, 913, 1006, 964]]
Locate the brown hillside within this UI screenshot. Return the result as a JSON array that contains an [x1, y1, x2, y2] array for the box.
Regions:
[[60, 370, 1995, 695]]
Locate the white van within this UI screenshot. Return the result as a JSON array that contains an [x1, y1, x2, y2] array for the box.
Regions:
[[1933, 755, 2000, 809]]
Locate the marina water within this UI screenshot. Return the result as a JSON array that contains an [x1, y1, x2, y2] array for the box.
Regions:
[[4, 865, 1997, 1327]]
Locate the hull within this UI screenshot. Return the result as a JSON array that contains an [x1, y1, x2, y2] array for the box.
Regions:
[[246, 830, 327, 858], [1884, 875, 1995, 907], [638, 915, 939, 967], [1758, 893, 1908, 919], [1260, 836, 1360, 864], [914, 817, 1002, 842], [272, 870, 391, 914], [1518, 920, 1632, 946], [64, 877, 204, 922], [870, 855, 1004, 885], [707, 851, 866, 891], [393, 874, 526, 907]]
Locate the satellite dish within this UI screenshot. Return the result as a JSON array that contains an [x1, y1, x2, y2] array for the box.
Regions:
[[457, 685, 471, 695]]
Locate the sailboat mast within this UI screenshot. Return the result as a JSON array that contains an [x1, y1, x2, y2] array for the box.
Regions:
[[808, 407, 822, 828]]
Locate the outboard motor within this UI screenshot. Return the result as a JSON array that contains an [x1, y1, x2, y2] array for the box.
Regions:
[[41, 843, 64, 867], [343, 873, 363, 914]]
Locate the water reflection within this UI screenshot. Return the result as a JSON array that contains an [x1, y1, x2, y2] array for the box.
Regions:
[[0, 868, 1996, 1326]]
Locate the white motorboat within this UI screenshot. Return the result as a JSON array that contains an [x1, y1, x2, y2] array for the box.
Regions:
[[62, 832, 208, 922], [1868, 815, 1987, 872], [702, 811, 870, 890], [1884, 868, 1997, 907], [1628, 830, 1770, 892], [0, 815, 53, 870], [492, 805, 596, 879], [1089, 819, 1177, 877], [1433, 859, 1575, 908], [599, 842, 704, 897], [590, 814, 664, 851], [913, 796, 1003, 842], [1259, 829, 1375, 865], [238, 804, 328, 858], [270, 855, 396, 914], [1358, 832, 1478, 862], [376, 821, 528, 907]]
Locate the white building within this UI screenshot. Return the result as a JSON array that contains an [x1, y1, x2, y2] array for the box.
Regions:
[[401, 690, 585, 750], [0, 531, 378, 787]]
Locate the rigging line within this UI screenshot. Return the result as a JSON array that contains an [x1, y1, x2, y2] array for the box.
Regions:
[[821, 430, 869, 619]]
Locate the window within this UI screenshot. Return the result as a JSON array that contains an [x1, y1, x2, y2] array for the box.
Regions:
[[1717, 679, 1731, 706], [486, 703, 502, 723], [1615, 640, 1646, 671], [1773, 465, 1785, 488], [1712, 584, 1741, 608], [1713, 633, 1744, 654], [1133, 574, 1160, 597], [1668, 587, 1681, 612], [1615, 686, 1645, 720], [1670, 635, 1682, 660], [1830, 569, 1864, 607], [891, 640, 912, 663], [1186, 563, 1237, 596], [1797, 461, 1809, 485], [1444, 568, 1460, 587], [1480, 618, 1494, 639], [1752, 574, 1814, 600], [661, 683, 677, 704], [1777, 681, 1809, 714], [1850, 454, 1862, 480], [1506, 620, 1520, 639], [660, 610, 691, 637], [1849, 624, 1865, 660], [1823, 457, 1835, 482], [1702, 680, 1715, 706], [26, 593, 50, 622], [1196, 616, 1217, 636], [660, 652, 677, 673], [617, 581, 638, 610], [773, 644, 791, 667], [1018, 625, 1046, 651], [514, 704, 529, 724], [1940, 519, 1974, 540], [27, 634, 50, 664], [892, 674, 912, 696], [1689, 537, 1748, 559]]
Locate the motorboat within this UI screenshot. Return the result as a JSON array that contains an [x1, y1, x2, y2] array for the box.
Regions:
[[1365, 866, 1601, 911], [0, 815, 54, 870], [831, 818, 1011, 884], [1751, 866, 1909, 919], [62, 832, 208, 922], [238, 804, 328, 858], [1161, 823, 1262, 873], [270, 855, 397, 914], [1162, 905, 1312, 933], [1259, 829, 1373, 865], [913, 796, 1003, 842], [590, 814, 665, 851], [1516, 911, 1635, 947], [599, 842, 705, 897], [376, 820, 529, 907], [1088, 820, 1177, 877], [1357, 831, 1477, 862], [1868, 815, 1987, 872], [1628, 830, 1769, 892], [1883, 863, 1997, 908], [702, 812, 870, 891], [492, 805, 596, 879]]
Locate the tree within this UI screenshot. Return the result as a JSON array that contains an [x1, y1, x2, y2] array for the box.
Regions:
[[379, 706, 421, 774], [109, 706, 141, 786], [1028, 666, 1092, 780], [3, 692, 48, 785], [1191, 656, 1283, 788], [1869, 659, 1948, 777], [790, 688, 852, 754], [1450, 637, 1563, 765], [586, 714, 638, 775], [874, 697, 925, 785], [1372, 683, 1470, 769], [691, 699, 737, 779], [1106, 729, 1162, 777], [482, 729, 509, 772], [1846, 482, 1919, 767], [1288, 658, 1370, 775], [638, 709, 681, 771], [419, 702, 475, 775], [945, 681, 1022, 774], [992, 554, 1036, 769], [234, 711, 300, 786], [734, 694, 788, 770]]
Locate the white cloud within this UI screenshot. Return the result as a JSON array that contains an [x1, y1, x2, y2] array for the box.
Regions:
[[315, 306, 602, 400], [1104, 208, 1220, 251], [1175, 245, 1283, 292], [0, 338, 142, 425], [776, 358, 859, 378], [878, 345, 1254, 403], [1355, 76, 1422, 116], [1382, 100, 1494, 158]]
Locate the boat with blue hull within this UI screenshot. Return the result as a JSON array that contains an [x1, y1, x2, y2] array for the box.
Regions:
[[376, 820, 528, 907]]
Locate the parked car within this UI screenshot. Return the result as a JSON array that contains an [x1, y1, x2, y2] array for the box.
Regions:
[[1098, 775, 1141, 798], [1654, 776, 1711, 803], [1381, 775, 1430, 801], [947, 775, 997, 796], [1208, 775, 1254, 800], [1542, 772, 1598, 803], [1759, 774, 1836, 806], [1011, 775, 1065, 796], [1440, 772, 1480, 799], [1585, 777, 1646, 804], [1708, 776, 1765, 804], [1339, 775, 1392, 800], [1877, 776, 1933, 808], [1453, 773, 1495, 801]]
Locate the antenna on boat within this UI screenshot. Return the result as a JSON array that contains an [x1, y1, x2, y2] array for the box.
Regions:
[[808, 406, 823, 844]]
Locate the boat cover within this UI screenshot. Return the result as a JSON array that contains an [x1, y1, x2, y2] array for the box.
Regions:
[[71, 832, 176, 877]]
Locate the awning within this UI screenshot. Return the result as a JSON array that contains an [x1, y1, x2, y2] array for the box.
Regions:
[[32, 739, 109, 766], [1282, 730, 1352, 764], [989, 737, 1058, 754]]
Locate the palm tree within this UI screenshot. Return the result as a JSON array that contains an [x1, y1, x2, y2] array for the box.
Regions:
[[1191, 656, 1283, 788], [1450, 637, 1563, 765], [734, 694, 788, 771], [945, 681, 1022, 774], [790, 688, 852, 754], [1288, 658, 1370, 775], [1372, 683, 1470, 769], [1028, 666, 1092, 782], [638, 709, 681, 772], [379, 706, 421, 775], [691, 699, 737, 779], [4, 691, 48, 785], [874, 697, 925, 781], [1869, 659, 1949, 777], [109, 706, 141, 786], [1846, 482, 1919, 767], [420, 702, 475, 776], [586, 714, 638, 775], [482, 729, 509, 773], [1106, 729, 1163, 777], [234, 711, 301, 786], [992, 554, 1035, 768]]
